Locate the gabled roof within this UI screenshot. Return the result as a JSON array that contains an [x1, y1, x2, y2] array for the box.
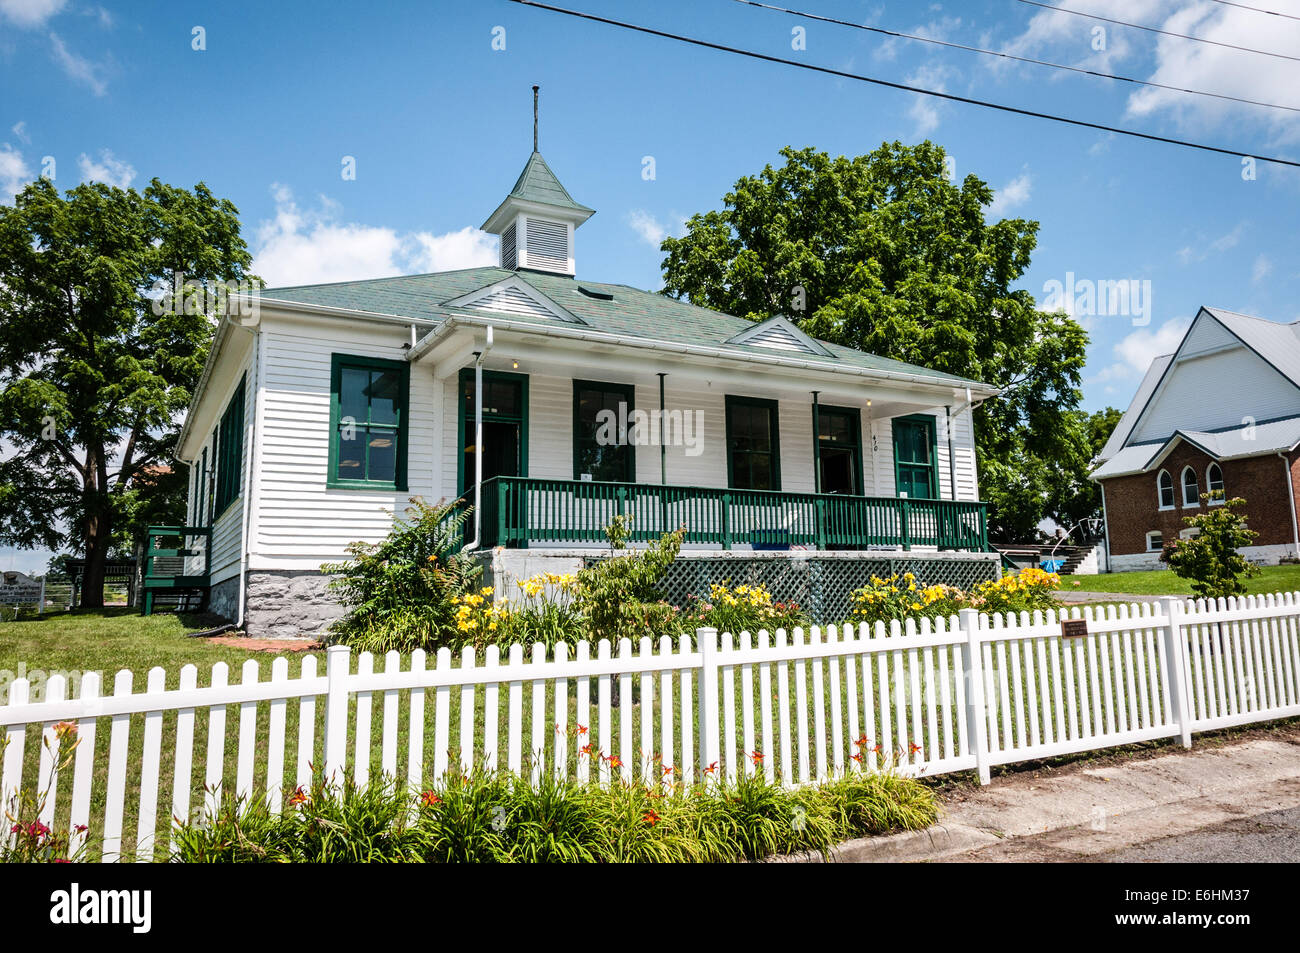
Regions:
[[724, 314, 836, 358], [1097, 353, 1171, 461], [1097, 307, 1300, 465], [253, 266, 993, 390], [1201, 307, 1300, 387]]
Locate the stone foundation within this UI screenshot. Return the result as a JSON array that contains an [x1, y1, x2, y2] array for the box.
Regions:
[[242, 570, 344, 639], [207, 574, 241, 623], [1109, 543, 1295, 573]]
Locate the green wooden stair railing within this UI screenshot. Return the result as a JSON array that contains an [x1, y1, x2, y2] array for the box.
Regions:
[[141, 525, 211, 615]]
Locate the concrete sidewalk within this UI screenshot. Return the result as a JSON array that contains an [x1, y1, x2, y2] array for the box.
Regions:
[[824, 725, 1300, 862]]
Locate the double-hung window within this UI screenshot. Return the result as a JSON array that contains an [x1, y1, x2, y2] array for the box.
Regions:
[[726, 396, 781, 491], [330, 354, 409, 490]]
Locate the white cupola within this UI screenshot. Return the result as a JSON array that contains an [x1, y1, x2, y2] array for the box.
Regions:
[[480, 87, 594, 277]]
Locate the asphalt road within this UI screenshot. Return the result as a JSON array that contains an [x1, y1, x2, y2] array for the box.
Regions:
[[1102, 804, 1300, 863]]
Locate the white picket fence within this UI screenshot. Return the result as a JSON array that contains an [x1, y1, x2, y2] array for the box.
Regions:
[[3, 593, 1300, 861]]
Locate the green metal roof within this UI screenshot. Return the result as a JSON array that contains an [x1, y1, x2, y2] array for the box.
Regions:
[[256, 267, 989, 389], [507, 152, 593, 214]]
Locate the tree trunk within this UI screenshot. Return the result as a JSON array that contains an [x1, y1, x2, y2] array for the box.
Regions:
[[80, 523, 110, 609]]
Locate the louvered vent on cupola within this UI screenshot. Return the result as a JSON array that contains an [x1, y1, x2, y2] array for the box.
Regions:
[[500, 221, 518, 270], [524, 218, 570, 274]]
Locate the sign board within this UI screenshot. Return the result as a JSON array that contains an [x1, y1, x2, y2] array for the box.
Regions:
[[1061, 618, 1088, 638], [0, 571, 44, 610]]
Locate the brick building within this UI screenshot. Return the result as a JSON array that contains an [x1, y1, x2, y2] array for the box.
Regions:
[[1091, 307, 1300, 572]]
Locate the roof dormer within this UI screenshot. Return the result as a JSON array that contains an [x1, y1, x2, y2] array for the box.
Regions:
[[480, 88, 594, 277]]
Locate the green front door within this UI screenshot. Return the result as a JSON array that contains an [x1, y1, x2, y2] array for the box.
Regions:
[[893, 416, 937, 499]]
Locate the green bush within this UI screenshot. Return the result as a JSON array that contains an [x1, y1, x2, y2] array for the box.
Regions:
[[572, 520, 686, 643], [169, 767, 939, 863], [1163, 494, 1260, 599], [322, 498, 480, 653]]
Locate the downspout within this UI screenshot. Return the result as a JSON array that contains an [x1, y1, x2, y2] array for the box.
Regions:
[[811, 391, 821, 493], [461, 326, 495, 553], [235, 322, 261, 629], [1278, 451, 1299, 558], [658, 372, 667, 485], [1099, 481, 1112, 573], [946, 387, 972, 501]]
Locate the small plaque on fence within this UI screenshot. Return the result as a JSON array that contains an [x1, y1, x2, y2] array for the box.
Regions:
[[1061, 619, 1088, 638]]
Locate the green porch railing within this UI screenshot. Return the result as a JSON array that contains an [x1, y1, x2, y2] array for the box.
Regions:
[[475, 476, 989, 552], [141, 525, 211, 615]]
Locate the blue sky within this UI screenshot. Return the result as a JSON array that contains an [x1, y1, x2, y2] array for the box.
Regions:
[[1, 0, 1298, 570]]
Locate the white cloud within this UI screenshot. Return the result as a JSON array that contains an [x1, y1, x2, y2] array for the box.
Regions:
[[78, 149, 134, 188], [1000, 1, 1300, 144], [1252, 253, 1273, 283], [49, 32, 107, 96], [0, 143, 33, 201], [626, 209, 684, 247], [1096, 316, 1191, 381], [0, 0, 66, 28], [252, 185, 497, 287], [1176, 222, 1244, 264], [10, 121, 30, 145], [903, 64, 957, 137], [988, 171, 1032, 217]]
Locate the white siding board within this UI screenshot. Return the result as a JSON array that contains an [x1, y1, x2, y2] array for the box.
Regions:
[[1131, 346, 1299, 442]]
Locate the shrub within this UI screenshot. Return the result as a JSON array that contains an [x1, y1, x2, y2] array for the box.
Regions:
[[1163, 493, 1260, 599], [573, 520, 686, 642], [686, 582, 808, 636], [322, 497, 480, 653], [169, 766, 939, 864]]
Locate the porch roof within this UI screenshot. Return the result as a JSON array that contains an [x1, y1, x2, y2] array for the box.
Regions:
[[253, 267, 994, 393]]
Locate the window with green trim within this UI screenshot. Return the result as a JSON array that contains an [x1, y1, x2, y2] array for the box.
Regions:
[[329, 354, 409, 490], [892, 415, 938, 500], [726, 395, 781, 491], [213, 375, 246, 516], [573, 380, 635, 482]]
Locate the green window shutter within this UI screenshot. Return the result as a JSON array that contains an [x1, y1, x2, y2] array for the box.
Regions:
[[213, 374, 247, 516], [329, 354, 410, 491]]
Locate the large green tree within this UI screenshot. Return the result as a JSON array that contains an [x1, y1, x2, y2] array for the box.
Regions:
[[660, 142, 1089, 541], [0, 177, 252, 606]]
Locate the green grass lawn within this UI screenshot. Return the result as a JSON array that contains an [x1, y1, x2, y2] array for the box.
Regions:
[[1062, 563, 1300, 597]]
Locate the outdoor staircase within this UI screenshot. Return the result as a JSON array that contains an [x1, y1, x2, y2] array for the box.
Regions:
[[1058, 542, 1103, 576]]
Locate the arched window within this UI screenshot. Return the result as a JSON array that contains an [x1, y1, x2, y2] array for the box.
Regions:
[[1181, 466, 1200, 506], [1207, 463, 1224, 504], [1157, 469, 1174, 509]]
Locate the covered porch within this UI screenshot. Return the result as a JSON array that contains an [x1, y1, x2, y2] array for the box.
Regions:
[[475, 475, 989, 552]]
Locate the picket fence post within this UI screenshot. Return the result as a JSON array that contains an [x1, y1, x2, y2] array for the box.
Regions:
[[958, 608, 991, 785], [696, 627, 721, 780], [323, 645, 351, 788], [1159, 596, 1193, 748]]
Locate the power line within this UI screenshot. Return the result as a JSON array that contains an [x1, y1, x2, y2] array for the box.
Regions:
[[1016, 0, 1300, 62], [507, 0, 1300, 168], [731, 0, 1300, 114], [1205, 0, 1300, 23]]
